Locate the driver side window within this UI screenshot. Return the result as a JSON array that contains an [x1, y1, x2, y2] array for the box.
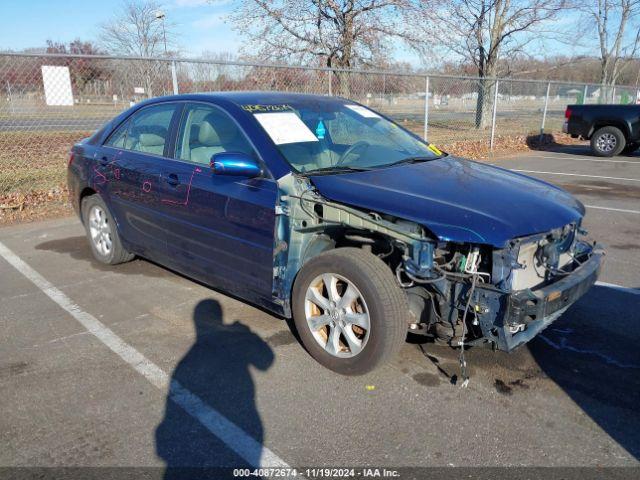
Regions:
[[176, 103, 256, 165]]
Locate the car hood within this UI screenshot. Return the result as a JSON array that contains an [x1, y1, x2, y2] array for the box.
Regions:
[[309, 156, 585, 247]]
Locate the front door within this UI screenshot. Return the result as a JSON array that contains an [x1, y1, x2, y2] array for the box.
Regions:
[[157, 102, 278, 301]]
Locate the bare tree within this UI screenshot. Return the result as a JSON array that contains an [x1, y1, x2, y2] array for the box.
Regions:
[[580, 0, 640, 100], [427, 0, 567, 128], [225, 0, 425, 94], [100, 0, 176, 97], [100, 0, 175, 57]]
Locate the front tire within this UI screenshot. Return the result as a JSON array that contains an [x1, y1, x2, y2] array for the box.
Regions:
[[81, 195, 134, 265], [292, 248, 408, 375], [590, 126, 626, 157]]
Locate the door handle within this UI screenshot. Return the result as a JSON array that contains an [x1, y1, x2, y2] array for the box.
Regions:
[[99, 156, 109, 167], [164, 173, 180, 186]]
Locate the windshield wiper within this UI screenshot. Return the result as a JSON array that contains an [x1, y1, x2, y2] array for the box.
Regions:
[[386, 156, 439, 167], [302, 165, 372, 176]]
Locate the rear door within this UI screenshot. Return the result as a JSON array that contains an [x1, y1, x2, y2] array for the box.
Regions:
[[100, 102, 181, 262], [156, 102, 278, 301]]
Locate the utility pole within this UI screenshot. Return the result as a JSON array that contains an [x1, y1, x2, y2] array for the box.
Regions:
[[155, 10, 177, 94], [155, 10, 168, 56]]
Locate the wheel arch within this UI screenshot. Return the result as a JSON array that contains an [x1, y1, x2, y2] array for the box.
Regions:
[[78, 187, 97, 222], [589, 121, 631, 140], [287, 227, 411, 317]]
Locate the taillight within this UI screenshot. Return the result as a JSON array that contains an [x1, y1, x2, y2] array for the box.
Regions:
[[68, 151, 75, 167], [564, 108, 572, 119]]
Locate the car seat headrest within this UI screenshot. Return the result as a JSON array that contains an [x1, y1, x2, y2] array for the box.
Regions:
[[138, 132, 165, 147], [199, 112, 239, 145], [198, 115, 221, 146]]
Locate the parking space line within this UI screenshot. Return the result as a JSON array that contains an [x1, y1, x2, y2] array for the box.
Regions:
[[585, 205, 640, 215], [518, 155, 640, 164], [495, 153, 640, 164], [510, 169, 640, 182], [596, 281, 640, 295], [0, 240, 289, 469]]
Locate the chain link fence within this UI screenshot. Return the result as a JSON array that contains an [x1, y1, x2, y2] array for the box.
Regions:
[[1, 52, 639, 200]]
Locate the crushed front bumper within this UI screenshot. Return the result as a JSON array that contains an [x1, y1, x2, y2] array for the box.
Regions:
[[473, 248, 604, 351]]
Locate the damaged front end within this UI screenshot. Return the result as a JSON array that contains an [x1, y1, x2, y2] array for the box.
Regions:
[[273, 173, 604, 353], [480, 228, 604, 351], [407, 227, 604, 352]]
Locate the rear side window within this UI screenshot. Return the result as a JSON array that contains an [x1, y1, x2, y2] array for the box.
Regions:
[[104, 103, 178, 156], [105, 121, 129, 148]]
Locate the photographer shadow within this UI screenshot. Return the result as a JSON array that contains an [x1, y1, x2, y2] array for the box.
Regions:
[[155, 299, 274, 476]]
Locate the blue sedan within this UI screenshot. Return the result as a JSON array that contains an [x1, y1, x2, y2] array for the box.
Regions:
[[68, 92, 603, 375]]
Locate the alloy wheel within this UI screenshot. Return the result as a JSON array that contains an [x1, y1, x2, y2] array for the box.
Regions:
[[88, 205, 113, 257], [596, 133, 617, 153], [304, 273, 370, 358]]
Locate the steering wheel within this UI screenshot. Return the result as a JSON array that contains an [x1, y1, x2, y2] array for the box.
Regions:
[[336, 141, 370, 166]]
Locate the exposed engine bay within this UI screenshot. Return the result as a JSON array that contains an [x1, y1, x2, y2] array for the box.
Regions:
[[273, 174, 604, 367]]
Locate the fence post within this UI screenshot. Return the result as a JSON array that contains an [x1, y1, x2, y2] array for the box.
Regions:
[[539, 82, 551, 140], [612, 86, 616, 103], [490, 79, 499, 150], [5, 80, 14, 115], [423, 76, 429, 141], [583, 84, 588, 104], [382, 74, 386, 103], [328, 71, 332, 96], [171, 61, 179, 94]]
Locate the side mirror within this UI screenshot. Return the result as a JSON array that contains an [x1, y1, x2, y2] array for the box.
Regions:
[[210, 152, 262, 178]]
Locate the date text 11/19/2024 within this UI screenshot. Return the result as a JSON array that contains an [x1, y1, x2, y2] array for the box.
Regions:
[[233, 467, 401, 478]]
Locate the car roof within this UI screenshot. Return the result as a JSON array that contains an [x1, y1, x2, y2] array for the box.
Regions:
[[143, 91, 350, 107]]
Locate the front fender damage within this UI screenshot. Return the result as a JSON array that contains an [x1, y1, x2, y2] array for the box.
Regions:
[[271, 173, 603, 373], [272, 173, 435, 318]]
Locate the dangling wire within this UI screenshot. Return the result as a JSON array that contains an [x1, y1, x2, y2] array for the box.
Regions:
[[458, 271, 479, 388]]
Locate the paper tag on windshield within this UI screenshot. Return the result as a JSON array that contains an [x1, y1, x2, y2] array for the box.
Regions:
[[254, 112, 318, 145], [428, 144, 442, 155], [345, 105, 381, 118]]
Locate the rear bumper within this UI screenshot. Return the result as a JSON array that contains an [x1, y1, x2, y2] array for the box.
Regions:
[[67, 167, 81, 218], [475, 248, 604, 351]]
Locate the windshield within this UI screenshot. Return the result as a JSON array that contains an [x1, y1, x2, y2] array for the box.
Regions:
[[243, 99, 442, 174]]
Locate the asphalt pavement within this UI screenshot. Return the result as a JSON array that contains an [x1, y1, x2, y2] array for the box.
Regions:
[[0, 147, 639, 473]]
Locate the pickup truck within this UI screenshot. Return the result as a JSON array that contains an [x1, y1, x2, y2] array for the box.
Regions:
[[563, 104, 640, 156]]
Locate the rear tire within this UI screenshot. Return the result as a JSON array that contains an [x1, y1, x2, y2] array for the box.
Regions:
[[292, 248, 408, 375], [81, 195, 134, 265], [590, 126, 626, 157]]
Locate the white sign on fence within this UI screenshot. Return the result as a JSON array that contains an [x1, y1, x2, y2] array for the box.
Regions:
[[41, 65, 74, 106]]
